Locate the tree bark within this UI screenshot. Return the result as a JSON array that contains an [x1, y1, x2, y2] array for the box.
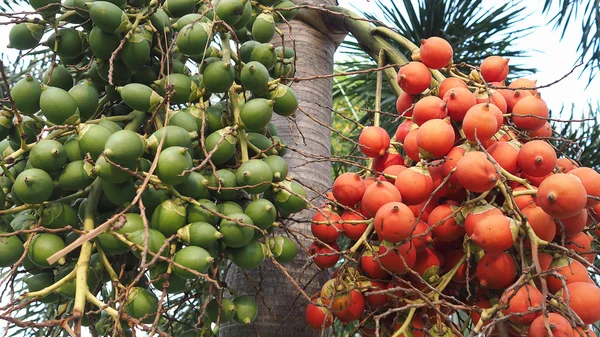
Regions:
[[220, 1, 344, 336]]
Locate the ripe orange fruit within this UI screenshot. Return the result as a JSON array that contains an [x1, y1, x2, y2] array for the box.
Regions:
[[476, 251, 517, 289], [395, 92, 415, 116], [455, 151, 499, 193], [412, 96, 447, 126], [419, 37, 453, 69], [528, 313, 574, 337], [471, 214, 518, 252], [394, 167, 434, 205], [359, 126, 390, 158], [480, 56, 509, 82], [517, 140, 557, 177], [374, 201, 415, 243], [568, 167, 600, 207], [537, 173, 587, 218], [462, 103, 500, 142], [509, 78, 538, 95], [512, 94, 548, 131], [416, 118, 455, 158], [500, 284, 543, 325], [397, 62, 431, 95], [443, 87, 477, 121], [361, 180, 402, 217], [438, 77, 468, 98], [332, 172, 365, 207]]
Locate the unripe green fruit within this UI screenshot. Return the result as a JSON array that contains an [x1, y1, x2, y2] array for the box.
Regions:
[[250, 43, 276, 70], [271, 180, 307, 213], [232, 0, 253, 29], [101, 179, 135, 206], [247, 132, 278, 156], [270, 84, 298, 116], [173, 172, 210, 200], [86, 1, 131, 34], [41, 202, 78, 230], [29, 140, 67, 173], [172, 14, 202, 31], [78, 124, 114, 160], [232, 295, 258, 324], [240, 61, 270, 94], [172, 246, 214, 279], [202, 61, 235, 94], [275, 46, 295, 59], [98, 119, 122, 133], [240, 40, 260, 63], [272, 61, 295, 78], [8, 23, 45, 50], [104, 130, 145, 165], [206, 297, 236, 323], [28, 233, 65, 267], [154, 73, 198, 104], [116, 83, 163, 112], [229, 239, 266, 270], [141, 186, 170, 217], [208, 169, 238, 201], [156, 146, 192, 185], [55, 263, 100, 299], [39, 86, 80, 125], [186, 199, 219, 225], [94, 156, 136, 184], [168, 110, 199, 133], [0, 232, 24, 267], [149, 262, 187, 293], [218, 201, 243, 216], [125, 287, 158, 323], [147, 125, 194, 153], [263, 155, 288, 182], [14, 169, 54, 204], [45, 28, 88, 58], [203, 103, 226, 133], [151, 198, 187, 237], [252, 13, 275, 43], [269, 236, 297, 263], [215, 0, 248, 26], [239, 98, 274, 132], [64, 135, 82, 161], [24, 273, 59, 303], [58, 160, 94, 191], [132, 66, 159, 86], [235, 159, 273, 194], [164, 0, 196, 18], [177, 221, 222, 248], [11, 75, 42, 115], [150, 9, 171, 32], [68, 81, 99, 121], [29, 0, 61, 17], [120, 32, 150, 71], [176, 22, 211, 56], [97, 213, 144, 254], [96, 58, 132, 86], [219, 212, 254, 248], [129, 228, 168, 259], [244, 198, 276, 230], [273, 0, 297, 22], [43, 65, 73, 91], [204, 127, 237, 165]]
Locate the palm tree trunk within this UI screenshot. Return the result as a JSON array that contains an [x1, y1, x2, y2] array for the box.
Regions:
[[220, 1, 344, 336]]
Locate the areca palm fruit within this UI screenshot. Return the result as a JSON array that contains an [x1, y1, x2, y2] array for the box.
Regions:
[[150, 8, 171, 32], [164, 0, 196, 18], [14, 169, 54, 204], [239, 98, 274, 132], [263, 155, 288, 182], [129, 228, 168, 258], [177, 221, 223, 248], [120, 32, 150, 71], [250, 43, 276, 70], [24, 273, 59, 303], [244, 198, 276, 230], [229, 239, 266, 270], [131, 66, 159, 86], [154, 73, 198, 104], [8, 23, 45, 50], [270, 84, 298, 116], [172, 246, 214, 279], [173, 172, 210, 200], [10, 75, 42, 115], [272, 61, 295, 78], [101, 179, 135, 206], [247, 132, 277, 156], [268, 236, 297, 263], [168, 110, 199, 133], [275, 46, 295, 59], [0, 112, 12, 143], [172, 14, 202, 31], [39, 86, 79, 125], [41, 202, 78, 230], [125, 287, 158, 323], [103, 130, 145, 165], [202, 61, 235, 93], [94, 156, 136, 183], [240, 40, 260, 63], [232, 0, 253, 29], [256, 0, 278, 5], [271, 180, 306, 213], [218, 201, 243, 215], [97, 213, 144, 254], [204, 103, 227, 133], [29, 0, 61, 17], [186, 199, 219, 225], [172, 58, 191, 75], [10, 212, 36, 236], [86, 1, 131, 34], [215, 0, 248, 26], [55, 263, 100, 299], [232, 296, 258, 324], [43, 65, 73, 91], [68, 81, 99, 121], [45, 28, 88, 58], [208, 169, 238, 201], [240, 61, 270, 94], [64, 135, 82, 161], [147, 125, 194, 153], [272, 135, 286, 156], [58, 161, 94, 190], [205, 127, 237, 165], [219, 213, 254, 248], [0, 233, 24, 267], [149, 262, 187, 293], [141, 186, 169, 216], [151, 198, 186, 236], [86, 61, 107, 85], [29, 140, 67, 172], [78, 124, 113, 160], [156, 146, 192, 185], [116, 83, 163, 112], [206, 297, 236, 323], [98, 119, 122, 133], [28, 233, 65, 267], [251, 13, 275, 43], [96, 58, 132, 85], [176, 22, 212, 56], [273, 0, 297, 22], [236, 159, 273, 194]]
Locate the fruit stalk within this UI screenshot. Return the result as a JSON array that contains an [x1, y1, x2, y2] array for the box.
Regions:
[[391, 306, 417, 337], [348, 220, 374, 253], [22, 267, 76, 299]]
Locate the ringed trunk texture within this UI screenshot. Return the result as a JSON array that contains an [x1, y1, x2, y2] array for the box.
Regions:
[[220, 1, 345, 336]]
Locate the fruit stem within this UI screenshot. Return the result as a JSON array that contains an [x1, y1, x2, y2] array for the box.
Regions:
[[85, 290, 119, 319], [71, 178, 102, 332], [96, 245, 122, 287], [390, 306, 417, 337], [473, 304, 499, 333], [512, 189, 538, 197], [348, 220, 374, 253], [433, 253, 466, 300], [498, 165, 534, 190], [374, 49, 385, 128], [21, 267, 76, 299], [55, 10, 77, 22]]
